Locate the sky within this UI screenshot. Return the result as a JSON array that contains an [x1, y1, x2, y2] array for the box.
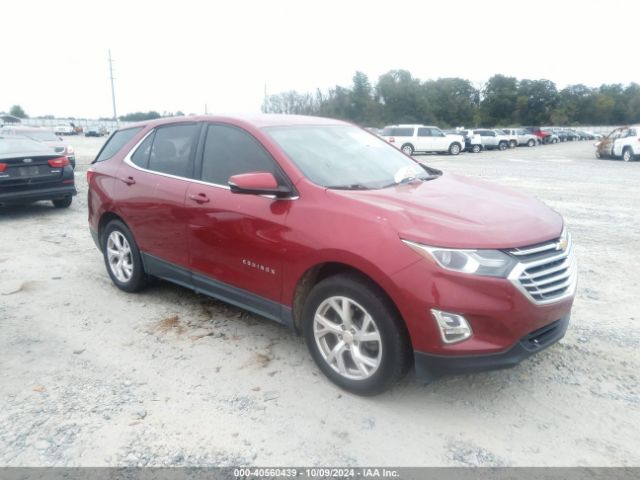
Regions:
[[2, 0, 639, 119]]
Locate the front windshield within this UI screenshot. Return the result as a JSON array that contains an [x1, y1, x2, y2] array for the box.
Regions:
[[265, 125, 434, 189]]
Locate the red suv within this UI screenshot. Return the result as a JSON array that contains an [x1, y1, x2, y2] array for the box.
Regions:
[[87, 115, 576, 395]]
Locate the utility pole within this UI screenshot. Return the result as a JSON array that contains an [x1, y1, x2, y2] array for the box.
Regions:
[[108, 49, 118, 126]]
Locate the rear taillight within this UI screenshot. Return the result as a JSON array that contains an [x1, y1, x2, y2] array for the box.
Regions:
[[48, 157, 70, 168], [389, 136, 395, 143], [86, 169, 95, 184], [0, 163, 7, 172]]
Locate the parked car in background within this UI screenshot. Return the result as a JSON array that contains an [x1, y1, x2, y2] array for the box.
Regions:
[[595, 125, 639, 161], [87, 115, 576, 395], [525, 127, 558, 144], [0, 126, 76, 169], [564, 130, 581, 141], [552, 129, 569, 142], [473, 129, 510, 151], [446, 129, 482, 153], [0, 135, 76, 207], [54, 124, 75, 136], [497, 129, 518, 148], [381, 125, 464, 155], [501, 128, 539, 147], [85, 125, 107, 137], [582, 130, 602, 140]]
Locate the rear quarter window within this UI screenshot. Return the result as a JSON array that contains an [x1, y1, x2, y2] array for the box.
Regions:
[[382, 127, 414, 137], [94, 127, 144, 162]]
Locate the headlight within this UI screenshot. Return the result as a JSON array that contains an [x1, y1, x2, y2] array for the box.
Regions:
[[402, 240, 517, 277]]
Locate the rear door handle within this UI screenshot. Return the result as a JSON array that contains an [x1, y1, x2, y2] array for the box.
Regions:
[[120, 176, 136, 185], [189, 193, 210, 204]]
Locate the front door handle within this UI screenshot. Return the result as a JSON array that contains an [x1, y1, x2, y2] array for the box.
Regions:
[[120, 176, 136, 185], [189, 193, 210, 204]]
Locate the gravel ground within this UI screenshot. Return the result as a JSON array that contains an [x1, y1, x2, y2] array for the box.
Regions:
[[0, 137, 638, 467]]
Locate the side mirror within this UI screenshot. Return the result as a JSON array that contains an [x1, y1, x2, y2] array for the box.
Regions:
[[228, 172, 292, 198]]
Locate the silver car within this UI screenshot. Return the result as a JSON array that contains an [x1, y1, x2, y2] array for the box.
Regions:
[[502, 128, 539, 147]]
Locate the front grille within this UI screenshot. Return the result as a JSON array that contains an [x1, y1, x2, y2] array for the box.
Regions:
[[506, 233, 577, 305], [54, 146, 65, 154]]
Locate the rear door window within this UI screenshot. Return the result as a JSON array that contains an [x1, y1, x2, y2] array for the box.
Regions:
[[147, 124, 200, 178], [94, 127, 143, 162]]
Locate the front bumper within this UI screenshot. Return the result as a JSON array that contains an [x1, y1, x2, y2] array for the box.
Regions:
[[414, 315, 570, 382]]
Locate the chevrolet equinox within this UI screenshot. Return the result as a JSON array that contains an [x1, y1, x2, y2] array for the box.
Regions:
[[87, 115, 577, 395]]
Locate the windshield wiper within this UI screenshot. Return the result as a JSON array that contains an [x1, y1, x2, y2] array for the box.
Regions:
[[326, 183, 371, 190], [380, 175, 437, 189]]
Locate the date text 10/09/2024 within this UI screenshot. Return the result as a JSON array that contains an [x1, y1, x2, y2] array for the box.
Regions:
[[233, 468, 400, 478]]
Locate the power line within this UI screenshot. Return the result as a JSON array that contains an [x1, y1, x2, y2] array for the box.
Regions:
[[108, 49, 118, 126]]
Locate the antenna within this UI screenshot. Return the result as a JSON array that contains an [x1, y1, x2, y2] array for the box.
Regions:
[[108, 49, 118, 126]]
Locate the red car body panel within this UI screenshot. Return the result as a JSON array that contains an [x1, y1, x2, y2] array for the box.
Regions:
[[88, 115, 575, 378]]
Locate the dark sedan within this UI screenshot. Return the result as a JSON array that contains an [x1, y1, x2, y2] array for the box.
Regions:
[[0, 136, 76, 208]]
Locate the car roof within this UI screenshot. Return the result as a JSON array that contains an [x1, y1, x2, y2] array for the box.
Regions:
[[124, 114, 349, 130]]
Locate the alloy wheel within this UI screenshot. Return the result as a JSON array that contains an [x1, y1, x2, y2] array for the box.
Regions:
[[106, 231, 134, 283], [313, 296, 382, 380]]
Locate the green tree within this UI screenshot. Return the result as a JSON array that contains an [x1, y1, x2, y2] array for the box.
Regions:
[[376, 70, 426, 124], [479, 75, 518, 126], [423, 78, 479, 128], [119, 111, 161, 121], [9, 105, 28, 118], [515, 79, 558, 125]]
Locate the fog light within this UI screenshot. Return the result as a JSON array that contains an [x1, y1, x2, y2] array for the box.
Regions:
[[431, 309, 473, 344]]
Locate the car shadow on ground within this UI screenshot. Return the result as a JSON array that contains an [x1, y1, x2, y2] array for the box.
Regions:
[[0, 201, 71, 220], [139, 278, 565, 406]]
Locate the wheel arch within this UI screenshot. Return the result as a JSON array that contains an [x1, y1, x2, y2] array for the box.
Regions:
[[97, 211, 128, 250], [291, 261, 410, 345]]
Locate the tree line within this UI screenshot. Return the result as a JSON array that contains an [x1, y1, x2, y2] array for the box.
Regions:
[[262, 71, 640, 128]]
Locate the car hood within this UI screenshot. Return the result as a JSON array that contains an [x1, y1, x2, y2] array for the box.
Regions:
[[328, 172, 563, 249]]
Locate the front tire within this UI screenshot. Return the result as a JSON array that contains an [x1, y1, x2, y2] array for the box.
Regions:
[[509, 140, 517, 148], [302, 273, 411, 396], [102, 220, 148, 292], [622, 148, 633, 162], [498, 141, 508, 151], [527, 139, 535, 147], [471, 144, 482, 153]]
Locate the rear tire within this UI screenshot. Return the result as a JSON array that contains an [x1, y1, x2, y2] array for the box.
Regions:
[[401, 144, 414, 156], [302, 273, 411, 396], [448, 143, 461, 155], [52, 196, 72, 208], [509, 140, 517, 148], [471, 144, 481, 153], [102, 220, 148, 293]]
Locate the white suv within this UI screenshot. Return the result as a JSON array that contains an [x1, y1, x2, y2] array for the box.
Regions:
[[381, 125, 465, 156], [596, 125, 640, 161]]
